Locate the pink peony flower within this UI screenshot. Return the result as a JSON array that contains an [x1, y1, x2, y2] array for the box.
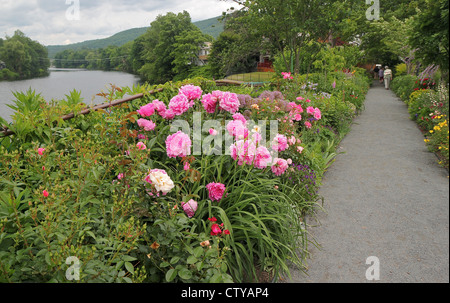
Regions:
[[152, 99, 167, 113], [181, 199, 198, 218], [137, 119, 156, 131], [226, 120, 248, 139], [219, 92, 240, 114], [165, 131, 192, 158], [136, 142, 147, 150], [43, 190, 49, 198], [306, 106, 315, 115], [137, 103, 155, 117], [230, 140, 257, 166], [254, 146, 272, 169], [161, 108, 176, 120], [168, 94, 190, 116], [179, 85, 202, 101], [38, 148, 45, 156], [272, 134, 288, 152], [201, 91, 222, 113], [271, 158, 289, 176], [206, 182, 226, 202], [232, 113, 247, 125]]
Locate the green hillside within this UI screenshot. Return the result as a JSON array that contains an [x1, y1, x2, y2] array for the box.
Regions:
[[47, 16, 223, 58]]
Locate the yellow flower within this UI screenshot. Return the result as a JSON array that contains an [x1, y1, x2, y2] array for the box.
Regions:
[[430, 130, 434, 134], [424, 139, 430, 143]]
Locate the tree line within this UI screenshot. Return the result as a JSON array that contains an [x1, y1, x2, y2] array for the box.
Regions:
[[3, 0, 447, 83], [0, 30, 50, 81]]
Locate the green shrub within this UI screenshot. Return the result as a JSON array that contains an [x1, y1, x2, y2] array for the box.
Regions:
[[391, 74, 417, 102]]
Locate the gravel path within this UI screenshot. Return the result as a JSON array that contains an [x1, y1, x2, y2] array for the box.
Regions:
[[288, 81, 449, 283]]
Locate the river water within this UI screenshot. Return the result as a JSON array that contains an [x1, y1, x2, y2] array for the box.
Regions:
[[0, 68, 141, 123]]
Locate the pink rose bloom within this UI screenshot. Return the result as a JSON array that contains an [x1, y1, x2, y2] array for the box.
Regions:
[[313, 108, 322, 120], [271, 158, 289, 176], [297, 146, 304, 153], [181, 199, 198, 218], [38, 148, 45, 156], [304, 121, 312, 129], [219, 92, 240, 114], [209, 128, 218, 136], [272, 134, 288, 152], [136, 142, 147, 150], [296, 96, 304, 101], [165, 131, 192, 158], [137, 119, 156, 131], [169, 94, 190, 116], [179, 85, 202, 101], [206, 182, 226, 202], [254, 146, 272, 169], [232, 113, 247, 125], [137, 103, 155, 117], [201, 91, 222, 113], [43, 190, 49, 198], [305, 99, 311, 103], [294, 114, 302, 121]]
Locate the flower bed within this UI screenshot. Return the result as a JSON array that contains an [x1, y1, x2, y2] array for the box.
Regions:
[[392, 75, 449, 170], [0, 72, 370, 282]]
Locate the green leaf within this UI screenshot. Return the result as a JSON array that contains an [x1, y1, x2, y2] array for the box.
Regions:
[[170, 256, 180, 264], [193, 246, 204, 258], [125, 262, 134, 274], [187, 255, 197, 265], [166, 269, 178, 282], [178, 267, 193, 280]]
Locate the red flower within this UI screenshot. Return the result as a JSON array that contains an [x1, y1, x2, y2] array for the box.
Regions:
[[43, 190, 49, 198], [208, 217, 217, 222], [224, 229, 231, 235], [211, 224, 222, 236]]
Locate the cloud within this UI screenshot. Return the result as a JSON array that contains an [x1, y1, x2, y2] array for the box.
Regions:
[[0, 0, 237, 45]]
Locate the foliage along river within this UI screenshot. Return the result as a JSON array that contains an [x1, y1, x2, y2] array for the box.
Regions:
[[0, 68, 141, 123]]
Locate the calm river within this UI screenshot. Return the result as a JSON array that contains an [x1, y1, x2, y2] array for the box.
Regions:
[[0, 68, 141, 123]]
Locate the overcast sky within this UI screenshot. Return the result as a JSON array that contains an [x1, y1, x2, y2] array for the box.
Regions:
[[1, 0, 239, 46]]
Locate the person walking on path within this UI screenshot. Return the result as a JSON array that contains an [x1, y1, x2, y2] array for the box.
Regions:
[[378, 67, 384, 83], [383, 66, 393, 90], [288, 82, 449, 283]]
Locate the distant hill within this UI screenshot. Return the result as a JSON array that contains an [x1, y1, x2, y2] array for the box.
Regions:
[[47, 16, 224, 58]]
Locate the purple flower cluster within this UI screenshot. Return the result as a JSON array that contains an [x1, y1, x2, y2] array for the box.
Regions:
[[288, 163, 318, 197]]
